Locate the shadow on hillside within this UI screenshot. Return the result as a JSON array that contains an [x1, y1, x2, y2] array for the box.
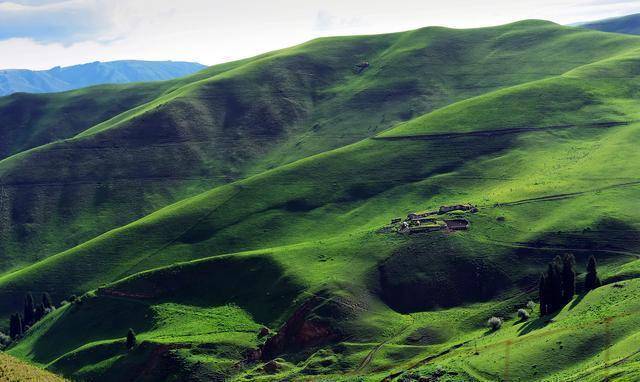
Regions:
[[567, 292, 587, 310], [517, 311, 561, 336]]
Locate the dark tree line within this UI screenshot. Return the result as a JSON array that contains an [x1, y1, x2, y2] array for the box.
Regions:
[[9, 292, 55, 340], [539, 254, 600, 316]]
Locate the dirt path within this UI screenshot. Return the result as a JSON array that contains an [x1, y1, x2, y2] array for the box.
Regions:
[[476, 237, 640, 260], [380, 340, 469, 382], [478, 180, 640, 210], [354, 316, 415, 374]]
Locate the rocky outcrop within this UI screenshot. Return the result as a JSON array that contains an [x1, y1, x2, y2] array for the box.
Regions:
[[260, 298, 338, 360]]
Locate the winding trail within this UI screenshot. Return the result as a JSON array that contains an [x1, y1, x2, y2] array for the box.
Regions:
[[354, 316, 415, 374], [474, 237, 640, 260], [380, 340, 470, 382]]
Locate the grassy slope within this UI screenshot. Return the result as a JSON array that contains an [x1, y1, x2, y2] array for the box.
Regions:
[[2, 20, 639, 273], [382, 276, 640, 382], [0, 58, 242, 161], [0, 352, 66, 381], [4, 24, 640, 381], [0, 82, 170, 160]]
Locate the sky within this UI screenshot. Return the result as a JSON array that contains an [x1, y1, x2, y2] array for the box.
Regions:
[[0, 0, 639, 70]]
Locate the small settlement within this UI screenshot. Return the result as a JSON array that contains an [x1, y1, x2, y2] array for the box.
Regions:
[[390, 204, 477, 234]]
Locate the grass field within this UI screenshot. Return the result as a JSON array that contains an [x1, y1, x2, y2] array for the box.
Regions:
[[1, 18, 640, 381], [0, 352, 66, 381]]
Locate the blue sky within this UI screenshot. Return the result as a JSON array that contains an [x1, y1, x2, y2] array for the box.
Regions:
[[0, 0, 639, 70]]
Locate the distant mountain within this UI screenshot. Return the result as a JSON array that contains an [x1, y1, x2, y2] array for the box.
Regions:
[[0, 60, 206, 96], [579, 13, 640, 35]]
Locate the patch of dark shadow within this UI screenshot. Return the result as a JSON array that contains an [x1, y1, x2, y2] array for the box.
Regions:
[[101, 254, 305, 325], [339, 182, 392, 203], [93, 182, 112, 206], [277, 198, 323, 213], [398, 109, 416, 121], [517, 217, 640, 257], [374, 237, 511, 313], [346, 80, 423, 108], [403, 326, 451, 345], [178, 224, 216, 245]]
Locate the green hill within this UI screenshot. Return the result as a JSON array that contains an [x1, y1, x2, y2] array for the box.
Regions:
[[1, 20, 640, 381], [3, 20, 639, 271]]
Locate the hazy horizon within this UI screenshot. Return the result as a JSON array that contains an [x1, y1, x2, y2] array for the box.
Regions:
[[0, 0, 638, 70]]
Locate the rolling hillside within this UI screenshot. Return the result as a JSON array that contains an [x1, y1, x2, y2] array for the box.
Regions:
[[1, 20, 640, 381], [0, 60, 206, 96], [2, 20, 639, 273]]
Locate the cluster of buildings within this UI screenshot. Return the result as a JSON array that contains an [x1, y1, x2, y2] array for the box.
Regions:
[[390, 204, 477, 234]]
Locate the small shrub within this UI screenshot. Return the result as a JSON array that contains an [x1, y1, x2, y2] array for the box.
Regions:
[[487, 316, 503, 331], [517, 308, 530, 321], [0, 333, 10, 349]]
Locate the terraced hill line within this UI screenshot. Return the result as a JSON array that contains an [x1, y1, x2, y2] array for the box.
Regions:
[[476, 179, 640, 209], [474, 237, 640, 260], [374, 120, 631, 141]]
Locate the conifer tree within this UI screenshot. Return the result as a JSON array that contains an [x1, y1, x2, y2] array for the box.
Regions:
[[9, 314, 17, 339], [9, 313, 23, 339], [126, 328, 137, 350], [561, 253, 576, 304], [546, 259, 563, 312], [539, 274, 548, 315], [42, 292, 53, 310], [23, 293, 34, 326], [553, 256, 564, 308], [34, 304, 45, 322], [585, 255, 601, 291]]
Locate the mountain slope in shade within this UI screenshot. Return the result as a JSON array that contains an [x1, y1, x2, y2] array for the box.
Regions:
[[0, 60, 206, 96], [580, 13, 640, 35]]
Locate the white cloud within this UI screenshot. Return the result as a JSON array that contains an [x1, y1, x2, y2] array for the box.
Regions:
[[0, 0, 639, 70], [0, 0, 114, 43], [314, 10, 364, 32]]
